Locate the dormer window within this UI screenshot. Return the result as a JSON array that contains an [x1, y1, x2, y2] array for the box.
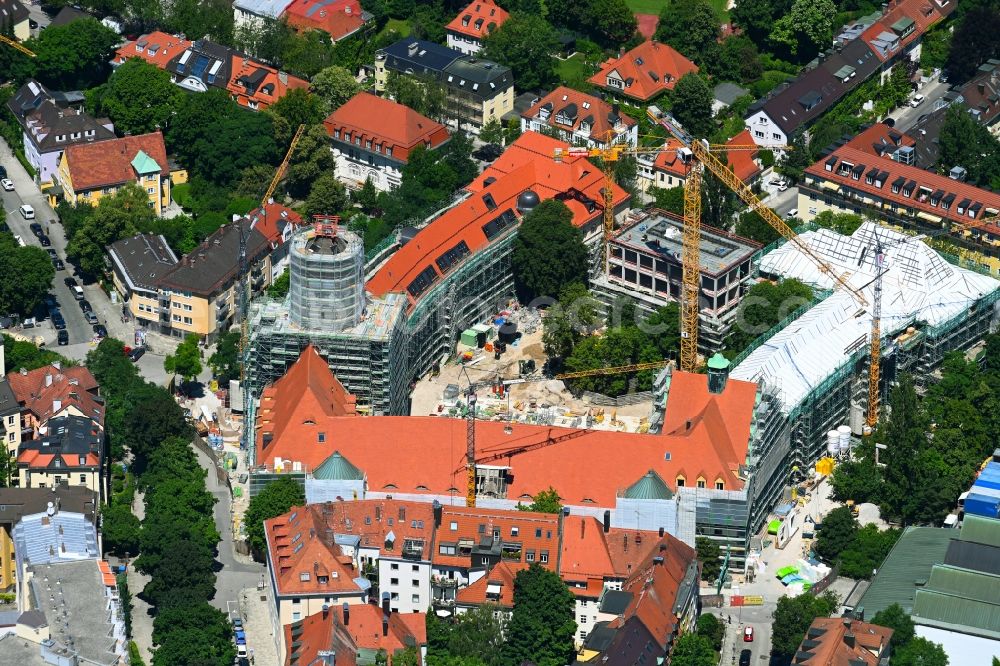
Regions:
[[56, 134, 66, 142]]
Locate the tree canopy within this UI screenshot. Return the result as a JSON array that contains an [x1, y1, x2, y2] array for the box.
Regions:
[[501, 564, 577, 666], [726, 279, 813, 355], [655, 0, 720, 63], [512, 200, 588, 301], [517, 487, 562, 514], [771, 592, 839, 663], [66, 184, 156, 277], [482, 13, 560, 92], [696, 537, 722, 581], [672, 73, 715, 138], [0, 232, 54, 317], [208, 331, 242, 384], [244, 477, 305, 556], [29, 18, 120, 90], [94, 58, 184, 136], [669, 633, 717, 666], [164, 334, 203, 384], [311, 65, 362, 112]]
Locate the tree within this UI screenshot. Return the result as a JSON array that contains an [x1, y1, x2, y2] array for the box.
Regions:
[[945, 6, 1000, 85], [830, 458, 882, 504], [121, 386, 191, 474], [672, 73, 714, 138], [0, 234, 55, 317], [655, 0, 720, 63], [385, 72, 447, 120], [166, 0, 234, 46], [696, 537, 722, 581], [67, 184, 155, 277], [164, 334, 203, 384], [268, 268, 290, 298], [141, 539, 217, 608], [779, 133, 812, 183], [770, 0, 837, 61], [285, 124, 336, 198], [208, 331, 241, 383], [482, 13, 560, 92], [305, 174, 349, 218], [518, 487, 562, 513], [814, 506, 858, 563], [650, 186, 686, 216], [696, 613, 724, 652], [708, 36, 763, 84], [512, 200, 588, 301], [479, 119, 505, 146], [771, 592, 839, 662], [151, 602, 235, 666], [311, 65, 361, 112], [102, 503, 141, 557], [244, 477, 305, 556], [589, 0, 637, 47], [29, 18, 120, 89], [893, 637, 949, 666], [97, 59, 184, 135], [813, 211, 864, 235], [429, 604, 507, 666], [736, 210, 781, 245], [502, 564, 576, 666], [937, 105, 1000, 189], [879, 376, 929, 525], [670, 633, 716, 666], [870, 603, 915, 648], [837, 525, 901, 579], [731, 0, 778, 46], [269, 87, 326, 127], [727, 278, 813, 354]]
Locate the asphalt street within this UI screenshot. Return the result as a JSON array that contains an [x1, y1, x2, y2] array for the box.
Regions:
[[887, 76, 951, 133], [706, 603, 775, 666]]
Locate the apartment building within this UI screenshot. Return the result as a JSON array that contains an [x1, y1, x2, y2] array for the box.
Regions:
[[284, 602, 427, 666], [0, 0, 29, 41], [284, 0, 372, 41], [107, 233, 180, 325], [56, 132, 171, 215], [520, 87, 638, 149], [16, 416, 104, 496], [4, 364, 101, 444], [445, 0, 508, 55], [793, 618, 893, 665], [324, 92, 451, 192], [374, 39, 513, 133]]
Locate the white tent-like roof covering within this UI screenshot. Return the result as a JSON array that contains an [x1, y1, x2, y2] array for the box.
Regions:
[[732, 222, 999, 413]]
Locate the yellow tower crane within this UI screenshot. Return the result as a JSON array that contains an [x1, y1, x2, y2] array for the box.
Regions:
[[0, 34, 35, 57]]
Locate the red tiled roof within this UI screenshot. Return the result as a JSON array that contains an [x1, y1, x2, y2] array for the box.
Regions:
[[247, 202, 304, 245], [588, 41, 698, 102], [446, 0, 509, 40], [227, 55, 309, 111], [112, 31, 191, 68], [17, 449, 100, 468], [795, 617, 892, 665], [559, 517, 665, 588], [323, 92, 450, 165], [64, 132, 167, 192], [455, 560, 526, 609], [266, 505, 365, 597], [285, 604, 426, 666], [283, 0, 368, 41], [521, 86, 637, 144], [434, 506, 559, 570], [861, 0, 953, 62], [257, 346, 357, 467], [804, 141, 1000, 231], [654, 131, 760, 182], [367, 131, 629, 308], [6, 365, 102, 424]]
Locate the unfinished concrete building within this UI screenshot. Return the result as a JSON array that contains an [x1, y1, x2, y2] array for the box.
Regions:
[[591, 208, 761, 353]]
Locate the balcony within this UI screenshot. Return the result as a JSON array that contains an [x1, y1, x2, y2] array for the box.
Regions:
[[432, 576, 459, 589]]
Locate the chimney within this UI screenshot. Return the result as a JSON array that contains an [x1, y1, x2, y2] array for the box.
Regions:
[[603, 510, 611, 533], [581, 518, 586, 539], [659, 543, 667, 552], [623, 534, 628, 552], [382, 615, 389, 637], [52, 400, 61, 413], [979, 82, 986, 95], [658, 527, 665, 537], [707, 353, 730, 394], [342, 602, 349, 625], [653, 556, 664, 566], [844, 632, 856, 648], [52, 361, 60, 370], [381, 592, 390, 617], [322, 604, 329, 619], [278, 71, 288, 85], [432, 500, 442, 527]]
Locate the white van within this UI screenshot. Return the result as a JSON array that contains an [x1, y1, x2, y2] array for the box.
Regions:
[[786, 208, 799, 219], [18, 204, 34, 220], [72, 286, 85, 301]]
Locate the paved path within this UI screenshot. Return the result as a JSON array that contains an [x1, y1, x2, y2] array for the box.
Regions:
[[127, 489, 155, 664]]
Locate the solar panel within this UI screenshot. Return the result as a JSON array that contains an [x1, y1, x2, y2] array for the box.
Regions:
[[190, 54, 211, 80], [482, 209, 517, 240], [406, 265, 439, 298], [435, 240, 471, 274]]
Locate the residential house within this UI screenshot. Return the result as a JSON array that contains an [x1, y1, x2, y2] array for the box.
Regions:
[[645, 129, 762, 191], [4, 363, 101, 444], [107, 233, 180, 327], [0, 0, 29, 41], [285, 602, 427, 666], [48, 5, 90, 26], [16, 416, 104, 496], [233, 0, 295, 33], [431, 505, 559, 608], [745, 0, 953, 147], [112, 32, 309, 112], [0, 374, 19, 480], [56, 132, 171, 215], [796, 122, 1000, 273], [374, 39, 513, 134], [587, 41, 697, 103], [445, 0, 508, 55], [0, 484, 96, 592], [152, 219, 272, 341], [324, 92, 451, 192], [793, 617, 893, 665], [580, 537, 699, 664], [452, 559, 525, 616], [955, 59, 1000, 133], [5, 79, 115, 186], [264, 500, 435, 660], [246, 202, 304, 278], [520, 87, 638, 149], [283, 0, 372, 42]]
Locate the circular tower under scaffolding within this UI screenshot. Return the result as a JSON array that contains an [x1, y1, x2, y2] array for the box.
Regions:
[[288, 221, 365, 331]]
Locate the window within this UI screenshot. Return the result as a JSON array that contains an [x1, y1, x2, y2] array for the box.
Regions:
[[412, 564, 419, 572], [439, 544, 455, 555], [535, 528, 542, 538], [390, 578, 399, 585], [411, 579, 419, 587], [300, 572, 311, 582], [355, 137, 361, 146], [366, 140, 372, 149], [676, 477, 685, 487], [716, 481, 724, 490], [334, 130, 340, 139], [754, 130, 764, 139], [386, 147, 393, 157], [493, 528, 500, 540], [579, 616, 587, 624], [450, 521, 458, 531], [318, 432, 326, 443], [183, 317, 193, 325], [292, 598, 301, 604], [772, 133, 781, 140], [540, 551, 549, 564], [697, 479, 706, 489], [526, 551, 535, 562], [390, 563, 399, 570], [511, 526, 519, 537], [172, 314, 181, 322], [412, 594, 420, 604], [292, 611, 301, 621], [147, 187, 155, 194], [344, 132, 351, 142], [146, 174, 156, 182]]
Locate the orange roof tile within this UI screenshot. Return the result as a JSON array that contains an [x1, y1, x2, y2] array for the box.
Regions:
[[795, 617, 892, 665], [446, 0, 509, 40], [283, 0, 368, 40], [64, 132, 168, 193], [434, 506, 559, 570], [247, 202, 304, 245], [521, 87, 637, 144], [285, 604, 426, 666], [323, 92, 450, 164], [366, 131, 629, 308], [6, 365, 102, 425], [654, 131, 760, 182], [455, 560, 527, 609], [286, 609, 359, 666], [559, 517, 666, 587], [227, 55, 309, 111], [112, 31, 191, 68], [588, 41, 698, 102], [257, 346, 357, 468], [861, 0, 952, 62]]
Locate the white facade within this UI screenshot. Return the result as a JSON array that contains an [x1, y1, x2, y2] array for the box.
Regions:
[[519, 116, 637, 151], [378, 557, 433, 615], [332, 147, 402, 192], [745, 109, 788, 148], [446, 31, 482, 56]]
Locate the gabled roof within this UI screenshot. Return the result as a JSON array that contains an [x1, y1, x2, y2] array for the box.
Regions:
[[0, 0, 29, 30], [446, 0, 509, 40], [588, 41, 698, 102], [50, 5, 90, 27], [6, 364, 102, 425], [323, 92, 451, 165], [256, 346, 357, 467], [285, 604, 426, 666], [227, 54, 310, 109], [958, 59, 1000, 127], [521, 86, 637, 143], [282, 0, 370, 41], [18, 416, 102, 471], [793, 617, 892, 665], [108, 233, 179, 293], [367, 131, 628, 310], [0, 484, 97, 527], [233, 0, 295, 19], [113, 31, 192, 69], [247, 202, 303, 245], [155, 219, 270, 297], [63, 132, 168, 192], [861, 0, 953, 61], [559, 517, 668, 589], [456, 560, 525, 609], [654, 130, 760, 182], [435, 505, 559, 569]]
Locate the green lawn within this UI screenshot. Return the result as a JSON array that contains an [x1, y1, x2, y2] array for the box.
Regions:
[[555, 53, 594, 87], [625, 0, 667, 14], [380, 18, 411, 38]]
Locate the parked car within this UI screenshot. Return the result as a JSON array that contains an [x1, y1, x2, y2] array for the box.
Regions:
[[53, 259, 65, 271], [79, 299, 92, 313], [46, 248, 58, 258], [39, 235, 51, 247], [740, 649, 752, 666], [473, 144, 504, 161], [57, 330, 69, 346], [0, 165, 7, 179], [743, 626, 754, 642], [72, 286, 85, 301], [85, 311, 99, 325], [29, 222, 43, 237], [52, 316, 66, 331], [43, 294, 58, 308], [64, 277, 78, 288], [0, 178, 13, 192], [128, 346, 145, 362], [19, 204, 34, 219], [235, 629, 246, 645], [909, 94, 925, 108], [93, 324, 108, 338]]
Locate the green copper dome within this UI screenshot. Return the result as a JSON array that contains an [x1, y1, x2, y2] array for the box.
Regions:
[[313, 451, 364, 481], [623, 469, 673, 500], [707, 353, 730, 370]]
